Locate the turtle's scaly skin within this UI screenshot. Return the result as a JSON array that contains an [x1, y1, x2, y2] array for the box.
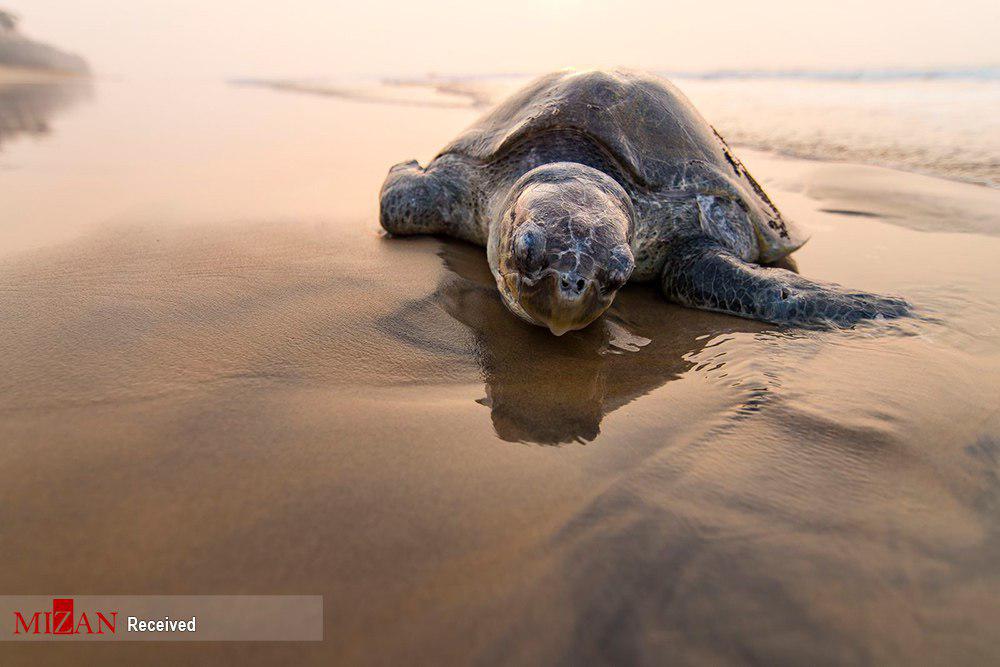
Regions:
[[379, 69, 909, 330]]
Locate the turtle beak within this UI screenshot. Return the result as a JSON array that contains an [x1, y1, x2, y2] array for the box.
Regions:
[[515, 271, 610, 335]]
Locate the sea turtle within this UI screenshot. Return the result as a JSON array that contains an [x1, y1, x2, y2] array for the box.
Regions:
[[379, 69, 908, 335]]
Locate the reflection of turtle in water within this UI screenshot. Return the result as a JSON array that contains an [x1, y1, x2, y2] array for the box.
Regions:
[[384, 241, 768, 445], [380, 69, 908, 335]]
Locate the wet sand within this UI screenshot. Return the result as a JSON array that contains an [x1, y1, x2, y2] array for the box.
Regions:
[[1, 79, 999, 664]]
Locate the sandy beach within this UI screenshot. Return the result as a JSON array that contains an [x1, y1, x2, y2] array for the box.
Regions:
[[1, 75, 999, 664]]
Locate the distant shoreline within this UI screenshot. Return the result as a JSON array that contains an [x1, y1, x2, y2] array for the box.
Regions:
[[233, 73, 999, 189], [0, 64, 88, 84], [0, 9, 89, 76]]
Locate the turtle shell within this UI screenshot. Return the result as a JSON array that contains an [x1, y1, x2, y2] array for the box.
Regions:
[[440, 69, 806, 261]]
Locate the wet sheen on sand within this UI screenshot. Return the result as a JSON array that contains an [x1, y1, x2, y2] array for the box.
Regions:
[[1, 77, 999, 664]]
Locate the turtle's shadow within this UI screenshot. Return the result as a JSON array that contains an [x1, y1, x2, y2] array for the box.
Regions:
[[396, 240, 773, 445]]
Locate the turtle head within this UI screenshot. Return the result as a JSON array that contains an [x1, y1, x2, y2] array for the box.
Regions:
[[490, 162, 635, 336]]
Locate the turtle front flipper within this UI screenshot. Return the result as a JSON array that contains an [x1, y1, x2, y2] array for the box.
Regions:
[[660, 237, 910, 325], [378, 156, 485, 245]]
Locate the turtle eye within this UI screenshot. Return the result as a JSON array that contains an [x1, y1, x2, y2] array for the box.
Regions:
[[601, 245, 634, 293], [513, 226, 546, 274]]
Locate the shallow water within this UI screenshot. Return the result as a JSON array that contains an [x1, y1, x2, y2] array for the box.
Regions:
[[1, 78, 999, 664]]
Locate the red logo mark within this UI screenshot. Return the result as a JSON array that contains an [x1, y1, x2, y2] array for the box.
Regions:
[[13, 598, 117, 635]]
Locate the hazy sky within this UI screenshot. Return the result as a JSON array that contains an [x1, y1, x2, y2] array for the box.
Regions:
[[6, 0, 999, 78]]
